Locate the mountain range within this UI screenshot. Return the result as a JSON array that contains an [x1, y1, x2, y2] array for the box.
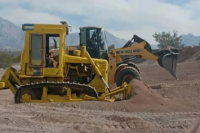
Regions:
[[0, 17, 200, 50]]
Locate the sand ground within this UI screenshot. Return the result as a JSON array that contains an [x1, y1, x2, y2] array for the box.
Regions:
[[0, 46, 200, 133]]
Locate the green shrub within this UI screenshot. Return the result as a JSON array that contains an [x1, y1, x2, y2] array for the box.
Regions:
[[0, 52, 20, 69]]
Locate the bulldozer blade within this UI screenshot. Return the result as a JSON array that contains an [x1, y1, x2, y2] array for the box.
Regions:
[[156, 49, 179, 80]]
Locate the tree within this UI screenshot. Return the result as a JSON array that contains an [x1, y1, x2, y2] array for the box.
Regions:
[[152, 30, 185, 49], [108, 44, 115, 51]]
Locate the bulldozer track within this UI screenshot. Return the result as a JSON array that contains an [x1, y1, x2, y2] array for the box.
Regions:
[[15, 81, 99, 103], [148, 80, 200, 89]]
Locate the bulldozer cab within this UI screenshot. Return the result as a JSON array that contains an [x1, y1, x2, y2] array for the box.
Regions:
[[79, 26, 109, 61], [21, 21, 68, 77]]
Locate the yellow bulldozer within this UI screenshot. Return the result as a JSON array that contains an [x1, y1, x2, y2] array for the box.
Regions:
[[0, 21, 134, 103], [50, 26, 179, 87]]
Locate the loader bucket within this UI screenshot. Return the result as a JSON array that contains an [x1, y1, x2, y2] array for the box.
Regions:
[[155, 49, 179, 79]]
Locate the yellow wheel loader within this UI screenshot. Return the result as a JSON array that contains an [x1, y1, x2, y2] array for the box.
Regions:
[[53, 26, 179, 87], [0, 22, 132, 103]]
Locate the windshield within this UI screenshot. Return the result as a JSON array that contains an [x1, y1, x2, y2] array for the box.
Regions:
[[100, 29, 108, 50], [99, 29, 108, 59], [80, 27, 109, 60], [30, 34, 43, 66]]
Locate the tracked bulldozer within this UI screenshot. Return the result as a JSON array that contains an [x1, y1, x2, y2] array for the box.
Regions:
[[0, 22, 133, 103], [51, 26, 179, 87]]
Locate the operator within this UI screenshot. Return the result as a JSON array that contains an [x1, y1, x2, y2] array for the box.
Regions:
[[87, 31, 97, 48], [45, 53, 53, 68], [86, 31, 99, 58], [91, 31, 97, 45]]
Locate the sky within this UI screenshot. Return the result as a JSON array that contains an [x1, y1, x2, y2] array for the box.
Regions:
[[0, 0, 199, 44]]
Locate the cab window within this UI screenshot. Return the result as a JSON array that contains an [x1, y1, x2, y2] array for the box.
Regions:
[[30, 34, 43, 66]]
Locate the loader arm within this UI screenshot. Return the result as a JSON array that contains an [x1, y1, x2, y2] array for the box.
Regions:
[[112, 41, 158, 61], [109, 41, 179, 80]]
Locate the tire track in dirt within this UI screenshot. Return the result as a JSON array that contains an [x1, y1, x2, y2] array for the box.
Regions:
[[190, 119, 200, 133], [0, 114, 194, 133], [2, 103, 200, 118], [1, 104, 200, 133], [0, 126, 52, 133], [148, 80, 200, 89]]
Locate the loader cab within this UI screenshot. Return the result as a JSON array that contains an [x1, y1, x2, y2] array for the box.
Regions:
[[79, 26, 109, 61]]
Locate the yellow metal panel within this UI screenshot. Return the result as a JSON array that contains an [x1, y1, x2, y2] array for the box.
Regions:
[[31, 59, 42, 66], [65, 55, 108, 64], [19, 75, 44, 78], [43, 68, 63, 77], [26, 67, 34, 75], [31, 24, 68, 34], [0, 82, 5, 89]]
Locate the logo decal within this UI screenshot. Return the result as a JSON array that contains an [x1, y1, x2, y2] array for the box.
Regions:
[[116, 49, 143, 54]]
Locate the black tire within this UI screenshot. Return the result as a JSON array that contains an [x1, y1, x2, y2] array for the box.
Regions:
[[116, 66, 141, 87], [127, 62, 141, 74]]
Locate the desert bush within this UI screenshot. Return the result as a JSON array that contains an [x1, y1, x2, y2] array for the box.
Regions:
[[0, 52, 20, 69]]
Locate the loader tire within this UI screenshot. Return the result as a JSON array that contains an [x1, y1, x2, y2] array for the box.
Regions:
[[116, 66, 141, 87], [127, 62, 141, 74]]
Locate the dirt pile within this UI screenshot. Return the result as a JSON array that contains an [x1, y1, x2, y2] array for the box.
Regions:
[[127, 79, 169, 106], [178, 46, 200, 63], [53, 79, 189, 112]]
